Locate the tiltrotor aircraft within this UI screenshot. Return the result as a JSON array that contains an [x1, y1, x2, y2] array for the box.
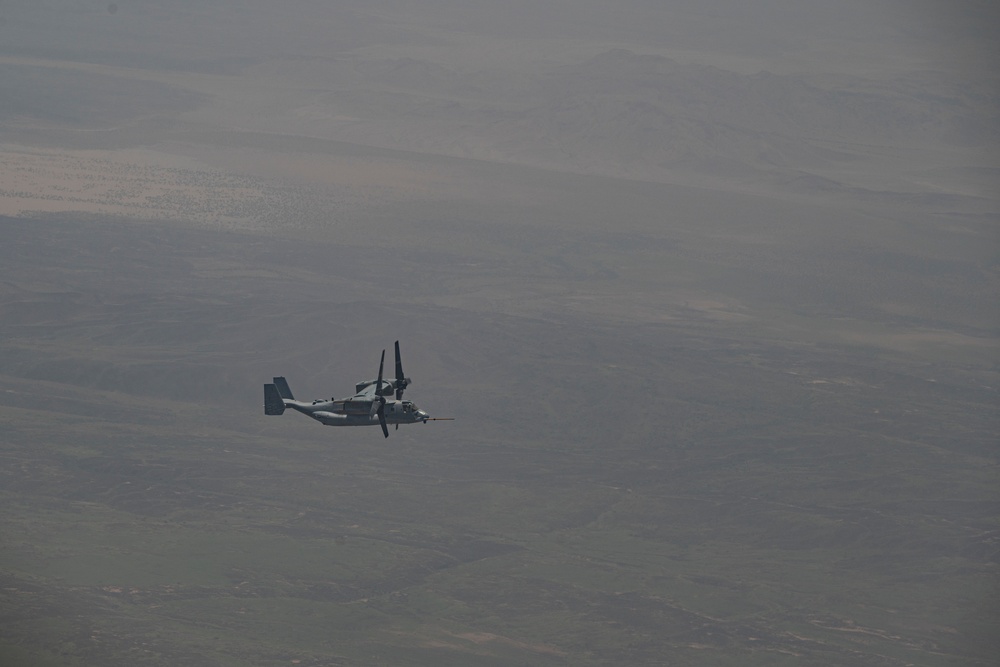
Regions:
[[263, 341, 451, 438]]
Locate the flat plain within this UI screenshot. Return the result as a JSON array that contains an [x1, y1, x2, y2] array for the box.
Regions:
[[0, 2, 997, 665]]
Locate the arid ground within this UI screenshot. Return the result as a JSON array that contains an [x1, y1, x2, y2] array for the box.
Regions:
[[1, 2, 997, 665]]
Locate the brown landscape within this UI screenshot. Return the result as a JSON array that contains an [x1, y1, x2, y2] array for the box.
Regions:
[[0, 1, 997, 665]]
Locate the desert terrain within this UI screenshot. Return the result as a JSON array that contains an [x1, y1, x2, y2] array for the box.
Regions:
[[0, 2, 997, 665]]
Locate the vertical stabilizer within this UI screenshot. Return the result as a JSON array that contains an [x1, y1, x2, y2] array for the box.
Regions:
[[264, 384, 286, 415], [272, 377, 294, 400]]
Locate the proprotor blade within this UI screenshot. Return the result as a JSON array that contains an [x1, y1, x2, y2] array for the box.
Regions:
[[376, 349, 388, 437], [378, 405, 389, 438], [377, 349, 385, 389], [394, 340, 408, 400]]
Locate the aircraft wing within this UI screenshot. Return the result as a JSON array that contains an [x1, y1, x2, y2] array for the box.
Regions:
[[353, 384, 380, 399]]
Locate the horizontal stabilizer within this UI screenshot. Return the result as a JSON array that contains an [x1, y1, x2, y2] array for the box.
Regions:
[[264, 384, 286, 415], [273, 377, 294, 400]]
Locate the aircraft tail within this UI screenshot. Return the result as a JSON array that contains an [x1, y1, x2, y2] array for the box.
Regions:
[[264, 383, 286, 415], [272, 377, 294, 400]]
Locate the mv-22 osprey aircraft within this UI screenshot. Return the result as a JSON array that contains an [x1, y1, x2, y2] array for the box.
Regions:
[[263, 341, 451, 438]]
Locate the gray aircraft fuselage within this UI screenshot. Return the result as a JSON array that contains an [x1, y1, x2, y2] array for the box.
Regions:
[[264, 342, 449, 438], [281, 395, 431, 427]]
